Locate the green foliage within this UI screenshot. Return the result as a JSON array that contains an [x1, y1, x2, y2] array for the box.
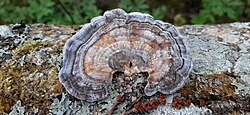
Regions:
[[27, 0, 55, 22], [151, 6, 167, 20], [118, 0, 167, 20], [49, 0, 101, 24], [0, 0, 248, 25], [119, 0, 149, 13], [0, 0, 101, 24], [191, 0, 248, 24], [0, 0, 55, 24], [245, 0, 250, 18]]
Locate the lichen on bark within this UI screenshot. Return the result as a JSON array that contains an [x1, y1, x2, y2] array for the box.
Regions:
[[0, 22, 249, 114]]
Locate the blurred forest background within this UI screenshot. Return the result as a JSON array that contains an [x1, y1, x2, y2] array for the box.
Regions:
[[0, 0, 249, 25]]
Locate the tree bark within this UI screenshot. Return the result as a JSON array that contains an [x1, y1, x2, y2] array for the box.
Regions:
[[0, 22, 249, 115]]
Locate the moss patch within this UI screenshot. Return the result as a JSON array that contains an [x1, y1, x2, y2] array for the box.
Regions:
[[178, 73, 249, 114], [180, 73, 235, 102], [0, 39, 66, 114]]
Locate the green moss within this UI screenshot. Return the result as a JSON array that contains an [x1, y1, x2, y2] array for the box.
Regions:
[[179, 73, 236, 107], [0, 39, 65, 113], [0, 61, 61, 113], [12, 40, 53, 58], [204, 73, 235, 96]]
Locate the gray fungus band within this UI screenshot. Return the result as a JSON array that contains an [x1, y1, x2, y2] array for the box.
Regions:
[[59, 9, 193, 102]]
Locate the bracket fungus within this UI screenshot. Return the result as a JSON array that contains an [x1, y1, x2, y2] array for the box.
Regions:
[[59, 9, 193, 102]]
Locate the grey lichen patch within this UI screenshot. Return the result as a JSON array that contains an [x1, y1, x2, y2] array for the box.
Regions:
[[180, 23, 250, 75], [9, 101, 25, 115], [234, 54, 250, 77], [155, 103, 212, 115], [50, 93, 119, 115], [0, 25, 14, 38], [238, 39, 250, 53], [50, 93, 89, 115], [0, 24, 29, 64], [8, 100, 38, 115], [229, 22, 250, 29], [233, 54, 250, 95], [232, 78, 250, 95], [184, 35, 234, 73]]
